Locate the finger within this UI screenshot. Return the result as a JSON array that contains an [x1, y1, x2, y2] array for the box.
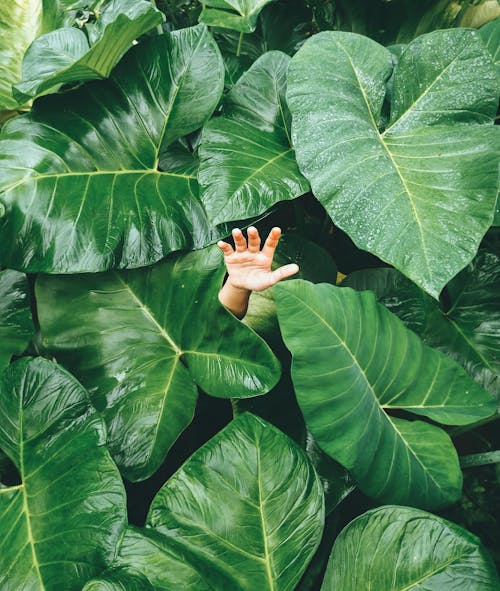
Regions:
[[232, 228, 247, 252], [269, 263, 299, 286], [247, 226, 261, 253], [262, 227, 281, 258], [217, 240, 234, 256]]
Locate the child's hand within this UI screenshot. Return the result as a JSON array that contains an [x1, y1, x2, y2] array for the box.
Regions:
[[217, 226, 299, 318]]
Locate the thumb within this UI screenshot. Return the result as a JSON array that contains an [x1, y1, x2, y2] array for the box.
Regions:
[[269, 263, 299, 286]]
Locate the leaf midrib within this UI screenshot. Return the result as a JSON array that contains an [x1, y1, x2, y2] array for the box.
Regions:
[[286, 288, 444, 489], [336, 40, 430, 276]]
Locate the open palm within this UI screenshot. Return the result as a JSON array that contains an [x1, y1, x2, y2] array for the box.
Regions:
[[217, 227, 299, 292]]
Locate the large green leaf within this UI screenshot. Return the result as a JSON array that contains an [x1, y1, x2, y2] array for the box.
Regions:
[[321, 506, 500, 590], [0, 357, 127, 590], [36, 247, 280, 480], [13, 0, 164, 102], [345, 251, 500, 406], [274, 280, 496, 509], [0, 24, 225, 273], [199, 51, 309, 225], [0, 269, 33, 369], [287, 29, 499, 298], [144, 413, 324, 590], [0, 0, 44, 109], [199, 0, 275, 32]]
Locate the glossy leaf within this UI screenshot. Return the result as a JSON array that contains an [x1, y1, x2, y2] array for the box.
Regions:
[[274, 280, 496, 509], [13, 0, 164, 102], [146, 413, 325, 590], [115, 527, 213, 590], [36, 246, 280, 480], [287, 29, 499, 298], [0, 0, 43, 109], [0, 24, 225, 273], [199, 51, 309, 225], [0, 357, 127, 590], [321, 506, 500, 590], [82, 568, 154, 591], [0, 269, 33, 369], [199, 0, 275, 33], [345, 250, 500, 404]]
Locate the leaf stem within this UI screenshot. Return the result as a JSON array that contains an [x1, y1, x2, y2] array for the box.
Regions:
[[236, 32, 244, 57], [460, 450, 500, 469], [230, 399, 240, 418]]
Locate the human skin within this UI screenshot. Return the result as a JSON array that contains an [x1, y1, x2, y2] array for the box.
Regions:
[[217, 226, 299, 319]]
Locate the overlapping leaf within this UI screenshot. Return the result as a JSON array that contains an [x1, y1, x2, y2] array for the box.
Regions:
[[480, 16, 500, 74], [0, 24, 225, 273], [83, 568, 154, 591], [321, 506, 500, 590], [0, 357, 127, 590], [344, 250, 500, 404], [0, 269, 33, 369], [37, 247, 281, 480], [13, 0, 165, 102], [143, 413, 324, 590], [287, 29, 499, 298], [199, 51, 309, 225], [0, 0, 44, 109], [274, 280, 496, 509], [199, 0, 275, 32]]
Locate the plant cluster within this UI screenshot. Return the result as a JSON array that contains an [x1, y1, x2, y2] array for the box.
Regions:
[[0, 0, 499, 589]]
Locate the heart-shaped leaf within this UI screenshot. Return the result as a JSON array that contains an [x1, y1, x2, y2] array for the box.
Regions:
[[13, 0, 164, 102], [344, 249, 500, 404], [0, 357, 127, 590], [145, 413, 325, 590], [199, 0, 275, 33], [0, 269, 33, 369], [287, 29, 499, 298], [36, 246, 281, 480], [321, 506, 500, 590], [274, 280, 496, 509], [0, 24, 225, 273], [199, 51, 309, 225]]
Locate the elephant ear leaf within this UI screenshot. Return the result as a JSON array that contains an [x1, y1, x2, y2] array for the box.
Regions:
[[0, 269, 33, 369], [287, 29, 499, 298], [321, 506, 500, 591], [12, 0, 165, 102], [480, 16, 500, 75], [199, 50, 309, 225], [0, 24, 225, 273], [0, 357, 126, 591], [145, 413, 325, 591], [36, 246, 281, 481], [274, 280, 496, 510], [199, 0, 275, 33]]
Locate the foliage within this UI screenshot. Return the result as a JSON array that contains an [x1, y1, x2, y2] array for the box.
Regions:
[[0, 0, 499, 589]]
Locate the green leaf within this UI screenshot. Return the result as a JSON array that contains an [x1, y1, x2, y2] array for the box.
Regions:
[[287, 29, 499, 298], [344, 250, 500, 404], [36, 246, 280, 480], [13, 0, 165, 102], [199, 0, 275, 33], [83, 568, 154, 591], [480, 16, 500, 75], [115, 527, 212, 590], [199, 51, 309, 225], [321, 505, 500, 590], [0, 357, 127, 590], [0, 24, 225, 273], [274, 280, 496, 509], [146, 413, 325, 590], [0, 0, 44, 109], [0, 269, 33, 369]]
